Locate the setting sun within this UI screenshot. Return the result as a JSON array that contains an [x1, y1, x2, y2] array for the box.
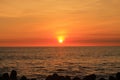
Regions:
[[59, 39, 63, 43], [58, 36, 64, 44]]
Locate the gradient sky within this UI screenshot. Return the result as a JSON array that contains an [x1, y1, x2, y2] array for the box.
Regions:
[[0, 0, 120, 46]]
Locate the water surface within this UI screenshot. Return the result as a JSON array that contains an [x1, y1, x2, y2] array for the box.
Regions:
[[0, 47, 120, 79]]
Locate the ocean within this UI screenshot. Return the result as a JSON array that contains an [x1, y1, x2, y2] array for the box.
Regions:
[[0, 47, 120, 79]]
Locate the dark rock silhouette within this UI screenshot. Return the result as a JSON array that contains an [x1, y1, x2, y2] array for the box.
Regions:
[[64, 76, 71, 80], [20, 76, 27, 80], [46, 73, 60, 80], [52, 73, 60, 80], [73, 76, 81, 80], [10, 70, 17, 80], [83, 74, 96, 80], [59, 76, 65, 80], [0, 76, 2, 80], [51, 73, 60, 80], [46, 75, 53, 80], [109, 76, 116, 80], [99, 78, 106, 80], [31, 78, 36, 80], [2, 73, 10, 80], [116, 72, 120, 80], [1, 70, 120, 80]]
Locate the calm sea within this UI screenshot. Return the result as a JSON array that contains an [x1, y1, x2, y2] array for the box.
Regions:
[[0, 47, 120, 79]]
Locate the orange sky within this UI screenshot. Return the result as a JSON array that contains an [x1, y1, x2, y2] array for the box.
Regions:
[[0, 0, 120, 46]]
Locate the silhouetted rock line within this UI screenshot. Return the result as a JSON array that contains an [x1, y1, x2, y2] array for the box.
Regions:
[[0, 70, 120, 80]]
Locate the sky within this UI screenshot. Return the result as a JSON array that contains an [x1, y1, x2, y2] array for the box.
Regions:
[[0, 0, 120, 46]]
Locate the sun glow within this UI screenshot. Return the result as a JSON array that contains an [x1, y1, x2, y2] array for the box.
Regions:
[[59, 39, 63, 43], [58, 36, 64, 43]]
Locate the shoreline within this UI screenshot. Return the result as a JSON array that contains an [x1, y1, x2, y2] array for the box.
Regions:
[[0, 70, 120, 80]]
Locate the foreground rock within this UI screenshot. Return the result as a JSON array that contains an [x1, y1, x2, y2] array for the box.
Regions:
[[0, 70, 120, 80]]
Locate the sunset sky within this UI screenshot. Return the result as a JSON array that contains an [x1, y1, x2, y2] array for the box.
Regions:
[[0, 0, 120, 46]]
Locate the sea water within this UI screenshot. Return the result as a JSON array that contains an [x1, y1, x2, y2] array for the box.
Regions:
[[0, 47, 120, 79]]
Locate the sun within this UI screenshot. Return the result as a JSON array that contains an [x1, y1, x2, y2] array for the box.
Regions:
[[59, 39, 63, 43], [58, 36, 64, 44]]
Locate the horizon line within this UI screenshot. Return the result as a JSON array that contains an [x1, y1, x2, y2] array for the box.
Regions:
[[0, 45, 120, 48]]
